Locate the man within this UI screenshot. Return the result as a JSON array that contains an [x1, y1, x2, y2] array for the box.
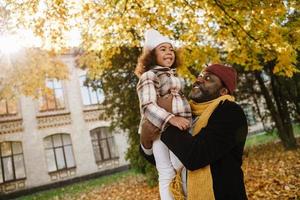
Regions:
[[141, 64, 248, 200]]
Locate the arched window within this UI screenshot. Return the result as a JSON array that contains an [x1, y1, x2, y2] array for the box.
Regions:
[[90, 127, 118, 163], [44, 134, 75, 172], [0, 142, 26, 183]]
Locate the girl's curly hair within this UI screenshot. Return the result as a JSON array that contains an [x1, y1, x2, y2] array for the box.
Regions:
[[134, 48, 181, 77]]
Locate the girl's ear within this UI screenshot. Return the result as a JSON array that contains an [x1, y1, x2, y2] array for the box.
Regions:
[[219, 87, 229, 96]]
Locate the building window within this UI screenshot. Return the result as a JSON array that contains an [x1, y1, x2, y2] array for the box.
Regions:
[[0, 99, 17, 116], [0, 142, 26, 184], [79, 75, 105, 106], [90, 127, 118, 163], [44, 134, 75, 172], [39, 79, 65, 111]]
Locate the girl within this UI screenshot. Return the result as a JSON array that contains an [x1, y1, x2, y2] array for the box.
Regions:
[[135, 29, 191, 200]]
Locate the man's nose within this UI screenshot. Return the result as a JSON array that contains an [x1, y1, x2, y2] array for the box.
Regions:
[[196, 76, 204, 83]]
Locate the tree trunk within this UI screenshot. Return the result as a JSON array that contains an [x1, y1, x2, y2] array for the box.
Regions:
[[282, 76, 300, 123], [255, 72, 298, 150], [271, 75, 298, 149]]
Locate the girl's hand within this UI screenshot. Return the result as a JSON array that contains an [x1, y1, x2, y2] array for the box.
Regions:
[[168, 116, 190, 130]]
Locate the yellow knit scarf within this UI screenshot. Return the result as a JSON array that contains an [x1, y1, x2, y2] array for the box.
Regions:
[[170, 95, 234, 200]]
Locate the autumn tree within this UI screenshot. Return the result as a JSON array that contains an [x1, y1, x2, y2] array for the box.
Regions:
[[79, 0, 300, 148], [0, 1, 69, 100], [1, 1, 299, 153]]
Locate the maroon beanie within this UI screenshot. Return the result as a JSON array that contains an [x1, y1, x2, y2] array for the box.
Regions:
[[204, 64, 237, 94]]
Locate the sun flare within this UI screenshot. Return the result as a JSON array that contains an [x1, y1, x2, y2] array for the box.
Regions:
[[0, 35, 22, 55]]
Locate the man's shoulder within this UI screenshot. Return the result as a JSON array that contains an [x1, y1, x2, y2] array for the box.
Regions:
[[214, 100, 246, 117], [208, 100, 248, 129], [220, 100, 243, 109]]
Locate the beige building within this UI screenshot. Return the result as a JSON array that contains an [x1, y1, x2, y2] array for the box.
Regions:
[[0, 54, 129, 195]]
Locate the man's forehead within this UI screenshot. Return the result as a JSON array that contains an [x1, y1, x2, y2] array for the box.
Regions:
[[199, 70, 214, 77], [199, 70, 221, 81]]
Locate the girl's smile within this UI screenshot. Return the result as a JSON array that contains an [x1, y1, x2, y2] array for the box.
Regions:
[[155, 43, 175, 68]]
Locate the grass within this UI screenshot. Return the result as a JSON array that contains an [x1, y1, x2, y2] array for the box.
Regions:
[[17, 170, 137, 200], [245, 123, 300, 148], [245, 132, 277, 148]]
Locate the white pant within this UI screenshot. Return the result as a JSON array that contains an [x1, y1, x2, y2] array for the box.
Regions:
[[153, 139, 187, 200]]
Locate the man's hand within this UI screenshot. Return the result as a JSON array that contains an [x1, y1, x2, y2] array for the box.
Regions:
[[140, 120, 161, 149]]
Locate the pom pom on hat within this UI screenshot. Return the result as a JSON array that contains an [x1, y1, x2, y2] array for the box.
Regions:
[[144, 29, 173, 51], [204, 64, 237, 94]]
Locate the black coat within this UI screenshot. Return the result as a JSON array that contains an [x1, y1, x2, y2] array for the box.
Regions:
[[140, 100, 248, 200]]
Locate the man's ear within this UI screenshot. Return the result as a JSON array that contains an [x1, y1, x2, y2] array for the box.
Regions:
[[220, 87, 229, 96]]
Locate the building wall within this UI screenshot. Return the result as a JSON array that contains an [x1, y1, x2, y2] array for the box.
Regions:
[[0, 54, 129, 194]]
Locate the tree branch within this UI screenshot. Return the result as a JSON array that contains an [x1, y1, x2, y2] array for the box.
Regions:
[[214, 0, 258, 42]]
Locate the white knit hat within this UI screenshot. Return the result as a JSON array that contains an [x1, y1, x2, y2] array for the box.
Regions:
[[144, 29, 173, 51]]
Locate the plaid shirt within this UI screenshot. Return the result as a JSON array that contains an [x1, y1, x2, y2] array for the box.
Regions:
[[137, 66, 192, 133]]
